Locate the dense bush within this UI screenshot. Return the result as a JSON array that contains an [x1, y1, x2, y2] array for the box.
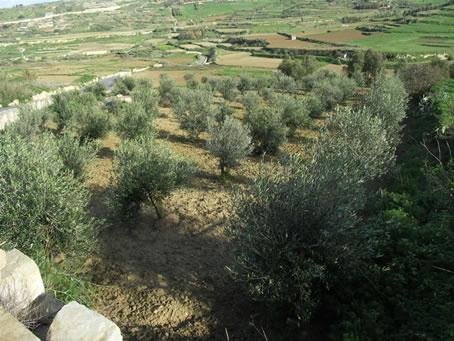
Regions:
[[362, 74, 408, 150], [51, 90, 90, 132], [362, 49, 384, 84], [278, 56, 319, 81], [107, 137, 194, 219], [172, 88, 216, 138], [271, 71, 298, 94], [57, 132, 97, 178], [229, 105, 404, 326], [214, 101, 235, 124], [84, 82, 106, 100], [71, 103, 110, 142], [216, 77, 239, 102], [112, 76, 136, 96], [5, 105, 48, 138], [158, 74, 176, 105], [0, 133, 101, 260], [244, 107, 288, 153], [131, 86, 159, 118], [398, 58, 449, 98], [270, 94, 311, 136], [240, 92, 261, 114], [116, 101, 155, 140], [207, 116, 252, 175]]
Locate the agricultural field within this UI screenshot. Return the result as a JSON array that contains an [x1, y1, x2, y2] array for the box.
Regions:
[[1, 0, 454, 340]]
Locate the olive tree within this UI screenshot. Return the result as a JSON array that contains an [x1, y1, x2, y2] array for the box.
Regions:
[[207, 116, 252, 175], [172, 88, 216, 138], [107, 137, 194, 219], [229, 105, 405, 324], [116, 101, 155, 140]]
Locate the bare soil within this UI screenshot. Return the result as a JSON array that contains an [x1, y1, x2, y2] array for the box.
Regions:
[[84, 106, 285, 340], [306, 29, 383, 43], [217, 52, 282, 68], [246, 33, 320, 48]]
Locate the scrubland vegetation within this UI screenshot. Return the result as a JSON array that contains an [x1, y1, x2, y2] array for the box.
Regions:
[[1, 0, 454, 339]]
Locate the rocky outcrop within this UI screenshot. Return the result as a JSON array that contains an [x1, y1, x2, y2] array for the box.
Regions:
[[47, 301, 122, 341]]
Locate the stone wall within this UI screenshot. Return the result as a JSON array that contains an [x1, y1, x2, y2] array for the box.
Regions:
[[0, 249, 122, 341]]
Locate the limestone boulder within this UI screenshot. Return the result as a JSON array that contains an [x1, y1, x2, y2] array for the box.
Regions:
[[47, 301, 122, 341], [0, 306, 40, 341], [0, 249, 45, 312]]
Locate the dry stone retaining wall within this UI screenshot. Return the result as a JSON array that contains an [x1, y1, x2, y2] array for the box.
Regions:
[[0, 249, 122, 341]]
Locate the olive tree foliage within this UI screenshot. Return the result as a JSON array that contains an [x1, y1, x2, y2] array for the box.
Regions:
[[171, 87, 216, 138], [51, 91, 110, 141], [158, 74, 177, 105], [270, 94, 311, 136], [5, 105, 48, 138], [217, 77, 239, 102], [112, 76, 136, 96], [362, 49, 384, 84], [51, 90, 88, 132], [278, 56, 319, 81], [57, 132, 98, 179], [362, 74, 408, 151], [107, 137, 194, 220], [207, 116, 253, 175], [84, 81, 106, 100], [116, 101, 156, 140], [131, 86, 160, 118], [271, 71, 298, 94], [245, 107, 288, 153], [398, 58, 449, 98], [229, 105, 406, 324], [240, 92, 261, 114], [0, 133, 101, 260], [70, 100, 110, 142]]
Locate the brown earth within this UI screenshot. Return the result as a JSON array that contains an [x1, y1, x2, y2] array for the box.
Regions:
[[217, 52, 282, 68], [246, 33, 320, 48], [84, 96, 314, 340], [305, 29, 383, 43]]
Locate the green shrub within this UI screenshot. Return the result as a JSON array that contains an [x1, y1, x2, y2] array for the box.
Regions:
[[240, 92, 261, 114], [70, 99, 110, 142], [116, 101, 155, 140], [84, 82, 106, 100], [278, 56, 319, 81], [5, 105, 48, 138], [362, 74, 408, 150], [214, 101, 234, 124], [158, 74, 176, 105], [57, 132, 98, 178], [171, 88, 216, 138], [51, 90, 91, 132], [112, 76, 136, 95], [245, 107, 288, 153], [229, 105, 402, 326], [271, 71, 298, 94], [430, 78, 454, 134], [271, 94, 311, 136], [207, 116, 252, 175], [107, 137, 194, 219], [131, 87, 159, 118], [398, 58, 449, 98], [217, 77, 239, 102], [0, 133, 101, 260]]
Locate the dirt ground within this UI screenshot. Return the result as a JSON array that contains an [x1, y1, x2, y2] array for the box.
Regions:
[[246, 33, 320, 49], [217, 52, 282, 68], [83, 105, 290, 340], [305, 29, 383, 43]]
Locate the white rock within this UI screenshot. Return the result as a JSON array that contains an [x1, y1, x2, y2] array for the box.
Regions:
[[0, 249, 45, 312], [0, 249, 5, 270], [47, 301, 122, 341], [0, 306, 40, 341]]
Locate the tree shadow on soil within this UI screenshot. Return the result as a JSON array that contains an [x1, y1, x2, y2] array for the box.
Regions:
[[89, 206, 271, 341]]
